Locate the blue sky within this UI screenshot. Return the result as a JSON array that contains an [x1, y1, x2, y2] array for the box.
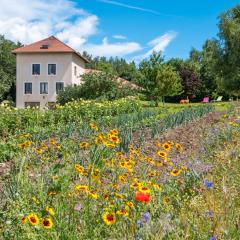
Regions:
[[0, 0, 239, 61]]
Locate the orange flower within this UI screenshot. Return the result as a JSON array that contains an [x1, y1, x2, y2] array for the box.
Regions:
[[135, 192, 151, 203]]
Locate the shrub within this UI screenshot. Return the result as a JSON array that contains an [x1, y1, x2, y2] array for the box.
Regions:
[[57, 71, 137, 105]]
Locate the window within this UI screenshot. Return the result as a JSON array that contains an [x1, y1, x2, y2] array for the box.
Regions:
[[74, 66, 77, 76], [56, 82, 64, 94], [32, 64, 40, 75], [40, 82, 48, 94], [24, 83, 32, 94], [48, 64, 56, 75], [25, 102, 40, 108]]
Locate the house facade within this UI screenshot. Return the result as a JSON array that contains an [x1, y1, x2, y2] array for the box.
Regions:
[[12, 36, 89, 108]]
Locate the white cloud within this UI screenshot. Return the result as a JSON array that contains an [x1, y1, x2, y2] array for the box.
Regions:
[[133, 31, 177, 61], [112, 35, 127, 40], [83, 37, 142, 57], [0, 0, 98, 46]]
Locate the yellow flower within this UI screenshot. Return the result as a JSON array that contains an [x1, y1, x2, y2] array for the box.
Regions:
[[110, 129, 119, 136], [32, 197, 40, 204], [116, 206, 129, 216], [155, 160, 163, 167], [126, 201, 134, 208], [79, 142, 89, 149], [115, 193, 124, 199], [102, 212, 116, 225], [21, 216, 27, 224], [175, 143, 183, 152], [105, 143, 116, 148], [130, 182, 141, 189], [75, 185, 89, 192], [163, 143, 171, 152], [108, 134, 120, 144], [91, 169, 100, 179], [75, 164, 85, 174], [152, 184, 162, 190], [88, 190, 99, 199], [170, 169, 181, 177], [163, 196, 171, 205], [42, 217, 53, 229], [27, 213, 39, 226], [90, 123, 99, 131], [138, 186, 151, 194], [46, 206, 55, 216], [157, 151, 167, 158], [181, 165, 188, 171]]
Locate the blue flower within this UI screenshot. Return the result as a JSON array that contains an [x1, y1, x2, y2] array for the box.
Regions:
[[209, 236, 217, 240], [205, 210, 214, 218], [142, 212, 151, 222], [204, 180, 214, 189], [137, 220, 144, 228]]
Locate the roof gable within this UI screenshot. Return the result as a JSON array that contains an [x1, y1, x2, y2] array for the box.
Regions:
[[12, 36, 89, 63]]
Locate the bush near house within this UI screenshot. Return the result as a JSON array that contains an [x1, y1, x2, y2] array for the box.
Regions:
[[57, 71, 137, 105]]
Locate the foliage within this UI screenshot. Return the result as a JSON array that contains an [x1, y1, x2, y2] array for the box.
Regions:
[[216, 5, 240, 96], [57, 71, 136, 105], [82, 52, 143, 83], [0, 35, 21, 101], [179, 67, 202, 98], [139, 51, 164, 97], [0, 98, 142, 139], [154, 64, 182, 103]]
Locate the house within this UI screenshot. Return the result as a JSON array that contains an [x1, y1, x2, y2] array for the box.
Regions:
[[12, 36, 89, 108]]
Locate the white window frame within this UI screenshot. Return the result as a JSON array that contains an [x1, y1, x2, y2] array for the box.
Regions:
[[24, 82, 33, 94], [56, 82, 64, 94], [40, 82, 49, 95], [47, 63, 57, 76], [31, 63, 41, 76]]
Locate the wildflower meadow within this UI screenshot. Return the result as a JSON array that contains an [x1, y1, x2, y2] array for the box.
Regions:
[[0, 98, 239, 240]]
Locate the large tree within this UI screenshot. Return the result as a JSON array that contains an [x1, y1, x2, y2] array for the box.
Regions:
[[217, 5, 240, 97]]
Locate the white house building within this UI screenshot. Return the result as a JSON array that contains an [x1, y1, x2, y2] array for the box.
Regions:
[[12, 36, 89, 108]]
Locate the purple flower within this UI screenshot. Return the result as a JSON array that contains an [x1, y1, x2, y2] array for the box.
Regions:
[[142, 212, 151, 222], [209, 236, 217, 240], [137, 220, 144, 228], [205, 210, 214, 218], [204, 180, 214, 189], [74, 203, 82, 211]]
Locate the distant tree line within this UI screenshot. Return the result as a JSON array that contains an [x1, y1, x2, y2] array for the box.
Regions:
[[0, 4, 240, 104]]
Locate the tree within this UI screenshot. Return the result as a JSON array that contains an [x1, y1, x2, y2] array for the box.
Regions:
[[179, 67, 202, 99], [216, 5, 240, 97], [200, 39, 221, 98], [154, 64, 182, 105], [139, 51, 164, 98], [0, 35, 22, 101]]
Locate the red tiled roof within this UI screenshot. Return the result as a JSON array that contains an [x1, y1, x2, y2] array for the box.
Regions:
[[12, 36, 89, 63]]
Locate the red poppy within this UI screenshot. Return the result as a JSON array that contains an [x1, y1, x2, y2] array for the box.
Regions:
[[135, 192, 151, 203]]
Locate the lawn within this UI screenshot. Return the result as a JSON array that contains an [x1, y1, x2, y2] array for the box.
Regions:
[[0, 98, 239, 240]]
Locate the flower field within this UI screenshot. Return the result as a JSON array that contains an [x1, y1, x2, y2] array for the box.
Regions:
[[0, 99, 239, 240]]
